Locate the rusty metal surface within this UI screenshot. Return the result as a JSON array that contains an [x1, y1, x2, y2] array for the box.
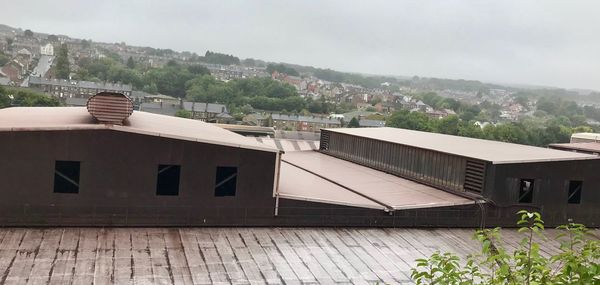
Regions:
[[86, 92, 134, 125]]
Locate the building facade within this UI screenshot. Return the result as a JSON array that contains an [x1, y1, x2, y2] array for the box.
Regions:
[[0, 106, 280, 226], [319, 127, 600, 226], [27, 77, 132, 98]]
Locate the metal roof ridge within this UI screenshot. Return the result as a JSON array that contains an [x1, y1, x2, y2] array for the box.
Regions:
[[108, 124, 279, 153]]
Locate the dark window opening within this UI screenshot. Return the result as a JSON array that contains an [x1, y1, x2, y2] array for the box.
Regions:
[[156, 165, 180, 196], [54, 161, 80, 194], [518, 178, 534, 203], [568, 180, 582, 204], [215, 167, 237, 197]]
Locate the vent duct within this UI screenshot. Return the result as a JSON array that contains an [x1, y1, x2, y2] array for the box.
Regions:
[[463, 160, 486, 193], [86, 92, 134, 125]]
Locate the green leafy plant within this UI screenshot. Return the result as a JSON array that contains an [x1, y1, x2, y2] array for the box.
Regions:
[[411, 211, 599, 284]]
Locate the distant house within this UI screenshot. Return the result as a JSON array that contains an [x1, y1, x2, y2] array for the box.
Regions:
[[40, 43, 54, 56], [139, 102, 180, 116], [271, 114, 341, 132], [27, 77, 132, 98], [425, 110, 448, 119], [245, 113, 341, 132], [138, 100, 232, 123], [474, 121, 493, 129], [0, 77, 10, 86], [1, 60, 26, 83], [358, 119, 385, 128], [182, 101, 230, 123], [342, 110, 379, 122], [356, 102, 372, 110], [415, 100, 431, 111]]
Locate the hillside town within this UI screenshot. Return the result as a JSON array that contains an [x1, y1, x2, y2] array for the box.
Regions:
[[0, 1, 599, 284], [1, 23, 600, 144]]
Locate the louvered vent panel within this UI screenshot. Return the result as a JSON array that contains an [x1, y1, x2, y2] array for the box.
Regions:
[[463, 160, 486, 193], [319, 131, 330, 151], [86, 92, 134, 125]]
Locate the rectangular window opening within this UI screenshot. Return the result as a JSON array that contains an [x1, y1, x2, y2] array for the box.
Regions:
[[54, 161, 80, 194], [518, 178, 534, 203], [215, 166, 237, 197], [156, 164, 180, 196], [568, 180, 582, 204]]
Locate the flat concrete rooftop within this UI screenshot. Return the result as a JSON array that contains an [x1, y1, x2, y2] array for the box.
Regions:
[[278, 151, 475, 211], [325, 127, 599, 164], [1, 227, 590, 284]]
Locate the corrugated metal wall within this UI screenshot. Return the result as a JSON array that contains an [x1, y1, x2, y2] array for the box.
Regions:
[[320, 130, 486, 193]]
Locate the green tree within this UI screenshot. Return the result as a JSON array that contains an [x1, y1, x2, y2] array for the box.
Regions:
[[0, 87, 60, 107], [0, 52, 9, 66], [387, 110, 433, 131], [348, 117, 360, 128], [263, 115, 274, 127], [126, 56, 135, 69], [435, 115, 460, 135], [23, 29, 34, 37], [187, 64, 210, 75], [175, 110, 192, 118], [411, 211, 600, 285], [266, 63, 299, 76], [0, 87, 11, 108], [81, 39, 91, 49], [54, 43, 71, 79]]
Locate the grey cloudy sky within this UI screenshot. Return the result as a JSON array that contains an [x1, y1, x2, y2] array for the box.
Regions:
[[3, 0, 600, 90]]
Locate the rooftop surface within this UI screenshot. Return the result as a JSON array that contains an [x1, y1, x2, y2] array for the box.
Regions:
[[326, 127, 599, 164], [1, 227, 587, 284], [549, 142, 600, 154], [279, 151, 474, 210], [571, 132, 600, 142], [0, 107, 278, 153]]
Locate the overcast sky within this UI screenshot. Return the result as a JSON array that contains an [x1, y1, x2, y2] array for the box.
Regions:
[[3, 1, 599, 90]]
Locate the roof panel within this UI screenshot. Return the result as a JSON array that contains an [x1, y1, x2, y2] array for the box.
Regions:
[[326, 127, 599, 164], [0, 107, 278, 152], [549, 142, 600, 154], [278, 163, 385, 210], [281, 151, 474, 210]]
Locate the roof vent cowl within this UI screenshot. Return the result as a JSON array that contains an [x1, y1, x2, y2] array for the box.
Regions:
[[86, 92, 134, 125]]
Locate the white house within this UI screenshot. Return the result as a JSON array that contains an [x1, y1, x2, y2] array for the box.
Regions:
[[40, 44, 54, 56]]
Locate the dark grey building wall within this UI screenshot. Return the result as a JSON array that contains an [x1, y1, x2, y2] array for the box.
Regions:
[[486, 160, 600, 227], [0, 130, 278, 226]]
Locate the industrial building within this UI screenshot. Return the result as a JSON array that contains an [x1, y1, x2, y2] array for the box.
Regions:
[[0, 93, 281, 226], [318, 128, 600, 226], [0, 95, 598, 227]]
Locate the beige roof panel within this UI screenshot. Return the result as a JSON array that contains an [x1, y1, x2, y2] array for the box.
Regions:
[[0, 107, 278, 152], [281, 151, 475, 210], [326, 127, 599, 164], [278, 162, 385, 210]]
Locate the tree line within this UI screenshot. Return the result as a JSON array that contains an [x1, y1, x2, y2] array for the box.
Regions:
[[0, 86, 60, 108], [386, 110, 593, 147]]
